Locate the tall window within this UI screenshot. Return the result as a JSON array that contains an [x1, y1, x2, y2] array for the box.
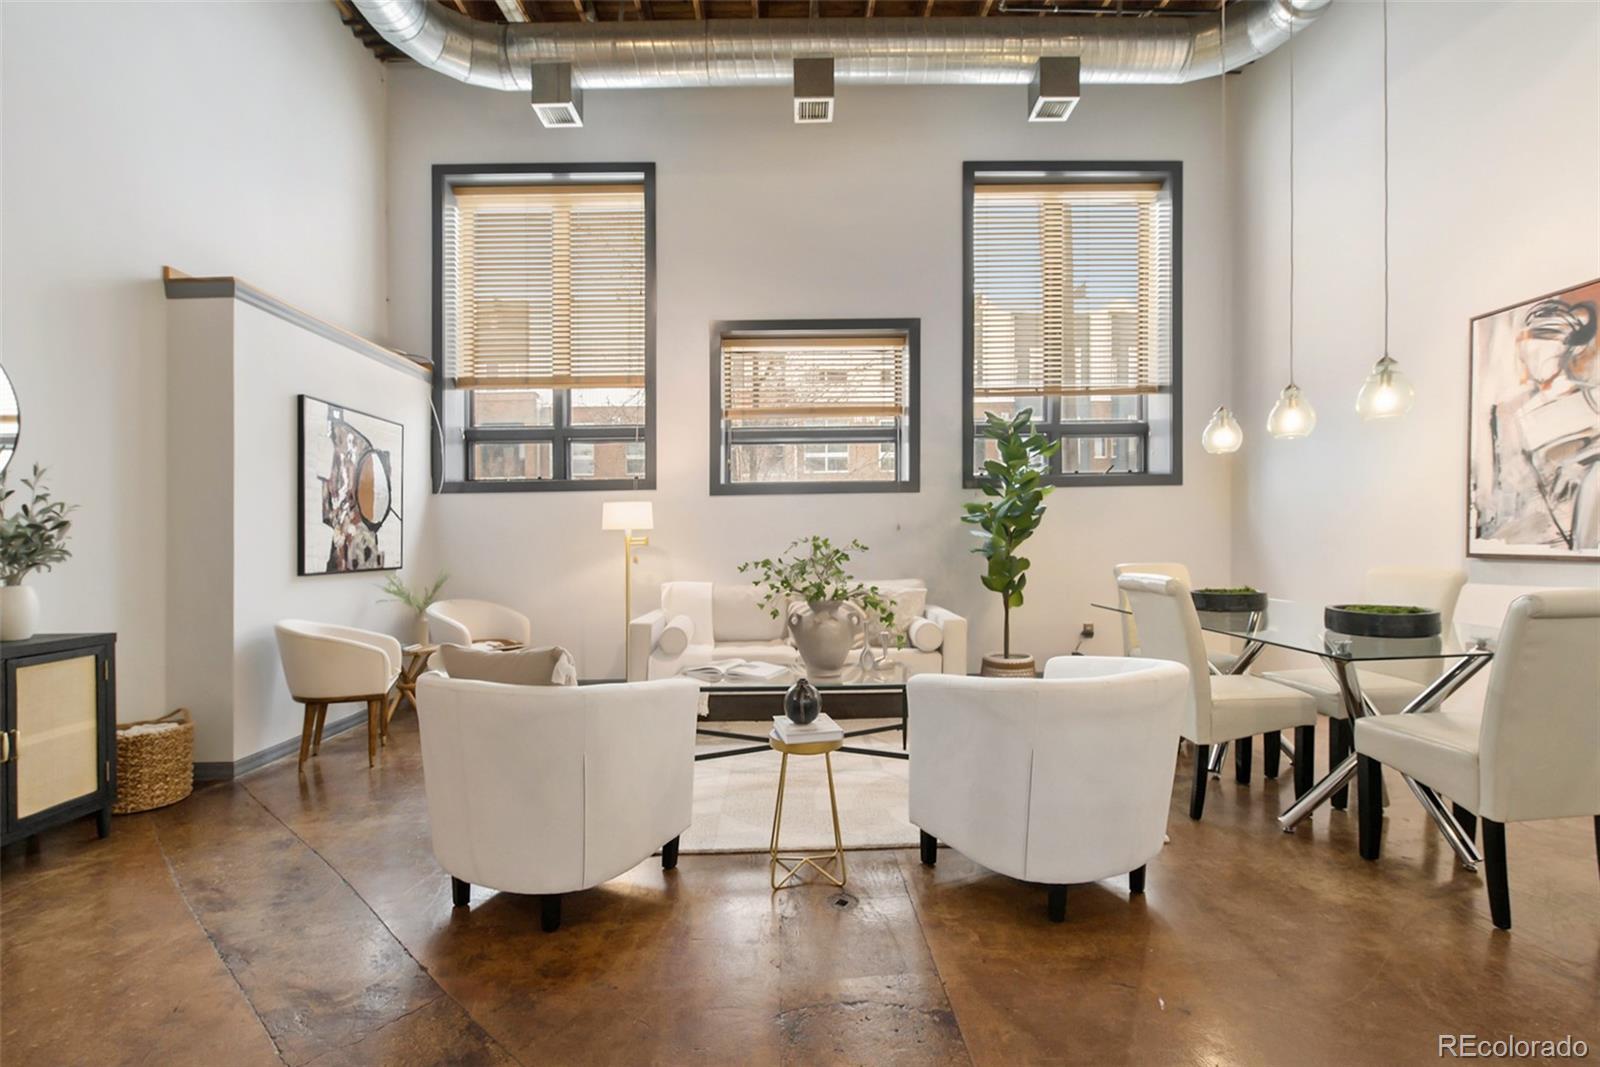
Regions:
[[433, 164, 654, 491], [963, 163, 1181, 487], [711, 320, 919, 495]]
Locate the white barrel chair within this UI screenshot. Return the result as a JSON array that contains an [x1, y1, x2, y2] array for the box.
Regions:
[[274, 620, 401, 769], [425, 598, 532, 649], [415, 673, 700, 932], [1354, 589, 1600, 931], [908, 655, 1190, 922]]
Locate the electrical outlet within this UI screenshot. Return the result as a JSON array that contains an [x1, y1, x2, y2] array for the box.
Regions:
[[1079, 622, 1095, 639]]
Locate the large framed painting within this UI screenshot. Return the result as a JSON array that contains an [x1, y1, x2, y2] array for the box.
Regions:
[[298, 395, 403, 575], [1467, 278, 1600, 561]]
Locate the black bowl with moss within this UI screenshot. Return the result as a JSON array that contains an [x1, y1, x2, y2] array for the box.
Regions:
[[1192, 586, 1268, 613], [1324, 604, 1441, 639]]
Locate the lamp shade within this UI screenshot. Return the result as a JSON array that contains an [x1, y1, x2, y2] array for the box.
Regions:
[[601, 501, 654, 531], [1355, 354, 1415, 420]]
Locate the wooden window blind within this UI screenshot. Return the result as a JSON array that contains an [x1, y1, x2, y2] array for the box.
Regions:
[[972, 182, 1172, 397], [444, 183, 646, 390], [720, 335, 909, 420]]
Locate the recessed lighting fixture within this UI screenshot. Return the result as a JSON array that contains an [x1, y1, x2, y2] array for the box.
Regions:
[[1028, 57, 1080, 123], [794, 57, 835, 124], [531, 63, 583, 129]]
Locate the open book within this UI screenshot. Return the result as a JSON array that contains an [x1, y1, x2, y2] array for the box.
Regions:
[[681, 659, 791, 682]]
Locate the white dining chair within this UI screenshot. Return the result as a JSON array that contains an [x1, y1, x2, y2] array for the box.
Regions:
[[425, 598, 532, 649], [1261, 567, 1466, 809], [1353, 588, 1600, 930], [1113, 562, 1238, 674], [1117, 573, 1318, 820], [274, 620, 402, 769]]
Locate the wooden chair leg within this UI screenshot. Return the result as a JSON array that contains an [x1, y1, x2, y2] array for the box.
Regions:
[[1293, 725, 1316, 798], [1357, 755, 1384, 860], [1330, 718, 1351, 810], [541, 894, 562, 933], [661, 836, 680, 871], [297, 704, 316, 770], [1452, 803, 1477, 843], [311, 703, 328, 755], [1482, 819, 1511, 930], [1129, 865, 1146, 895], [920, 830, 937, 867], [451, 877, 471, 908], [366, 698, 380, 767], [1234, 735, 1253, 785], [1189, 745, 1210, 820], [1046, 885, 1067, 923], [1262, 731, 1281, 779]]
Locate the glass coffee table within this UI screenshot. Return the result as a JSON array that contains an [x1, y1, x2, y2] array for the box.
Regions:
[[1094, 596, 1498, 869], [689, 661, 909, 762]]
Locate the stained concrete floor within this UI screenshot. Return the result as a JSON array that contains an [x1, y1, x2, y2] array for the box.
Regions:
[[2, 711, 1596, 1066]]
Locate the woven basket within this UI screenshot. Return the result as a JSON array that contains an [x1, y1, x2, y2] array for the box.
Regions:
[[113, 708, 195, 814]]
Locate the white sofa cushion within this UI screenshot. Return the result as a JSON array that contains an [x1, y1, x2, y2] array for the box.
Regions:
[[906, 616, 943, 652], [657, 614, 693, 657], [866, 579, 927, 637], [712, 585, 785, 642]]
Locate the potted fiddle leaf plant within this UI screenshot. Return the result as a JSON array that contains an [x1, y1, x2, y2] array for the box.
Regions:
[[962, 410, 1060, 677], [379, 571, 449, 646], [0, 464, 77, 641], [740, 535, 897, 678]]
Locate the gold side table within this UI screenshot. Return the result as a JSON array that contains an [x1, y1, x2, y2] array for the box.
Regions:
[[768, 731, 847, 891]]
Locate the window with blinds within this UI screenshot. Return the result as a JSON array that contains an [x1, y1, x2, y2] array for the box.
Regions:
[[444, 184, 646, 390], [434, 165, 655, 492], [963, 164, 1182, 487], [713, 323, 919, 494]]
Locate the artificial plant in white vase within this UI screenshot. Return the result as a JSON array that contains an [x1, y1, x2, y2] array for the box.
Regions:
[[379, 571, 449, 646], [0, 465, 76, 641]]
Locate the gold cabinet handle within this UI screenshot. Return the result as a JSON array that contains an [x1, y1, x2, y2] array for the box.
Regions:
[[0, 729, 10, 764]]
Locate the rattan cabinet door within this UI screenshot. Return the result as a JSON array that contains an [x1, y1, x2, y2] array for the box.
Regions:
[[14, 652, 99, 819]]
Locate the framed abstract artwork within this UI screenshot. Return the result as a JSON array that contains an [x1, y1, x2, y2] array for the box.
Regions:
[[1467, 278, 1600, 561], [298, 395, 404, 575]]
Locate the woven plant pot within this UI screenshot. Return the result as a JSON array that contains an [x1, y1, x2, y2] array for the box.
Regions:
[[113, 708, 194, 814]]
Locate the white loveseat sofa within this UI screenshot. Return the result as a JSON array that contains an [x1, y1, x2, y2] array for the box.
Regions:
[[626, 579, 968, 682], [415, 671, 699, 931]]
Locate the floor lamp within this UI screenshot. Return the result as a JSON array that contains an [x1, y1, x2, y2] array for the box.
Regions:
[[601, 501, 653, 671]]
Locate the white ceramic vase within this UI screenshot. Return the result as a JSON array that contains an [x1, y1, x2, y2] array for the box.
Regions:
[[1, 584, 40, 641], [786, 600, 864, 678]]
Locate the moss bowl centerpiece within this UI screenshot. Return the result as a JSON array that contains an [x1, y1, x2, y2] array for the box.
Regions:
[[1191, 586, 1268, 613], [1324, 603, 1441, 639]]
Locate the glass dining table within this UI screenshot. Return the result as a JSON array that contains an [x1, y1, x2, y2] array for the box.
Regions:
[[1092, 597, 1499, 870]]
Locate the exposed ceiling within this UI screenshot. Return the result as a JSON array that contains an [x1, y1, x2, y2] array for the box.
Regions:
[[334, 0, 1239, 64]]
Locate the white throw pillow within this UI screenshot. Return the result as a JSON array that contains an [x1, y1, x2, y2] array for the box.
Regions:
[[657, 614, 694, 657], [907, 616, 943, 652]]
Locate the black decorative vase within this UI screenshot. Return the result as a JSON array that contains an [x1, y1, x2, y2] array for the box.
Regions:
[[1324, 605, 1441, 639], [784, 678, 822, 726]]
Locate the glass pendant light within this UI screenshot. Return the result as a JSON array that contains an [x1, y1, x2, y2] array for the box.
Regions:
[[1269, 27, 1316, 440], [1357, 0, 1416, 421], [1202, 1, 1244, 456], [1202, 405, 1244, 453]]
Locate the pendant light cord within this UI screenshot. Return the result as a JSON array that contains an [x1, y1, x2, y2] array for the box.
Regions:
[[1382, 0, 1390, 360], [1287, 20, 1296, 385], [1220, 0, 1230, 373]]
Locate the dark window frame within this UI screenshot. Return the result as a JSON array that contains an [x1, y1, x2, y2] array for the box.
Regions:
[[962, 161, 1183, 489], [709, 318, 921, 496], [431, 162, 657, 493]]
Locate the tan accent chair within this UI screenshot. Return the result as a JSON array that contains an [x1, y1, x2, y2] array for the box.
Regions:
[[274, 620, 401, 769], [1354, 589, 1600, 930], [425, 599, 532, 649], [1117, 573, 1318, 820]]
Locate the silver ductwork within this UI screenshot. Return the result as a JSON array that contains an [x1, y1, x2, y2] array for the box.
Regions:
[[352, 0, 1330, 92]]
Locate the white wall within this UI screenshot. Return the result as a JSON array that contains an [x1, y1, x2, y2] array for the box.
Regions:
[[0, 1, 389, 721], [387, 74, 1239, 677], [1229, 0, 1600, 604]]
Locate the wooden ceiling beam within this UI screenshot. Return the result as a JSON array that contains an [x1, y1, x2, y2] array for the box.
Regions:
[[979, 0, 996, 13], [494, 0, 532, 19], [923, 0, 936, 14]]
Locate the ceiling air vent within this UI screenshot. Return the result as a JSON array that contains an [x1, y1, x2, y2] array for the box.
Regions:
[[793, 57, 834, 124], [531, 62, 583, 129], [1027, 56, 1080, 123]]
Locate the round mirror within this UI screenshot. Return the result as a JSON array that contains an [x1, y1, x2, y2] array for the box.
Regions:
[[0, 363, 18, 475]]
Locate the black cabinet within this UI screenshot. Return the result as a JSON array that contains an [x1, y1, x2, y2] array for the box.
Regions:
[[1, 633, 117, 847]]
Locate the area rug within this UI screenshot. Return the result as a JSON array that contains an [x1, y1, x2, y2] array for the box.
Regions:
[[681, 718, 917, 854]]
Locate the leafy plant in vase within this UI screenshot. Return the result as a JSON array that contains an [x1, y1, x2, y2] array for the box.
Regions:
[[0, 465, 77, 641], [740, 536, 897, 678], [379, 572, 449, 646], [962, 410, 1060, 677]]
